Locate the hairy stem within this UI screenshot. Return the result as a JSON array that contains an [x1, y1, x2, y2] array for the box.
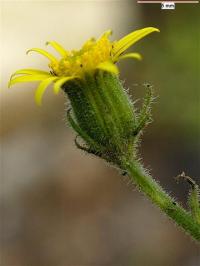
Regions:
[[122, 159, 200, 241]]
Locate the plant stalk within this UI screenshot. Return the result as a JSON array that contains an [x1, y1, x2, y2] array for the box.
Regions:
[[122, 159, 200, 241]]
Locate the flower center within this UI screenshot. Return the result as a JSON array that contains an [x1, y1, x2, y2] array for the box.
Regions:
[[49, 34, 113, 77]]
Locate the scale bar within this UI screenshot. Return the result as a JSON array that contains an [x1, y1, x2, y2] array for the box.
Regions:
[[137, 1, 199, 3]]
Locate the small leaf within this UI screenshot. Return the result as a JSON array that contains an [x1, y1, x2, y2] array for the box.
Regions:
[[67, 108, 103, 152], [175, 172, 200, 224], [133, 84, 154, 136]]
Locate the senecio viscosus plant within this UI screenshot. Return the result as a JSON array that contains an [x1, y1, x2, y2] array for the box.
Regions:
[[9, 27, 200, 241]]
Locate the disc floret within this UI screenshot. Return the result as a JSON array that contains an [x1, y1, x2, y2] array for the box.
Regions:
[[50, 32, 113, 77]]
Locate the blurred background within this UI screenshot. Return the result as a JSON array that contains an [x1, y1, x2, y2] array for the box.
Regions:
[[1, 1, 200, 265]]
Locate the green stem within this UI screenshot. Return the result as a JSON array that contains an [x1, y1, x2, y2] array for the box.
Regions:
[[122, 159, 200, 241]]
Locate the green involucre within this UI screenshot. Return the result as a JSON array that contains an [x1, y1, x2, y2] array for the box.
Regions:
[[63, 71, 152, 167]]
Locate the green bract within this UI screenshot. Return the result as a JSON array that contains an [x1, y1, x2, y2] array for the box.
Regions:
[[64, 71, 153, 168]]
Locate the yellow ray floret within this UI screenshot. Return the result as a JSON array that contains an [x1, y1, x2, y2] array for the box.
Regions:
[[9, 27, 159, 105]]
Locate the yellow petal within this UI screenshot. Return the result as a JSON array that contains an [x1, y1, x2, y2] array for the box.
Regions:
[[113, 27, 160, 59], [35, 77, 58, 106], [96, 61, 119, 75], [117, 52, 142, 62], [46, 41, 67, 57], [8, 75, 49, 88], [53, 76, 76, 94], [99, 29, 112, 39], [26, 48, 58, 63], [10, 68, 50, 80]]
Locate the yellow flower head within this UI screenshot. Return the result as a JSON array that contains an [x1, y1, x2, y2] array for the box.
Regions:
[[9, 27, 159, 105]]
